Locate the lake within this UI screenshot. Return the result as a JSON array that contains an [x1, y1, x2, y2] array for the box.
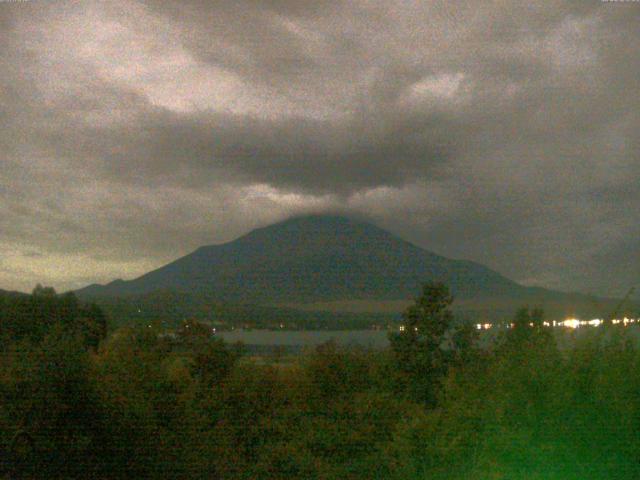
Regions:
[[215, 324, 640, 354], [216, 329, 390, 350]]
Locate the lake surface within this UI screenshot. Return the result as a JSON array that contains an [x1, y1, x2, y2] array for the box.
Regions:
[[216, 329, 390, 349], [215, 324, 640, 353]]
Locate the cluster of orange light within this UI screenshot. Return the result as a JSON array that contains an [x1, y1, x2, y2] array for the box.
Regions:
[[472, 318, 638, 331]]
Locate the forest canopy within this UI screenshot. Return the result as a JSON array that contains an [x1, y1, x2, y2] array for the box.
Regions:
[[1, 284, 639, 479]]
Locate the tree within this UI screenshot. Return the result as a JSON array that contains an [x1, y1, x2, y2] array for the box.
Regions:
[[78, 303, 108, 350], [176, 320, 239, 387], [502, 306, 550, 349], [389, 282, 455, 404], [31, 284, 56, 298], [0, 327, 105, 478], [1, 287, 108, 347]]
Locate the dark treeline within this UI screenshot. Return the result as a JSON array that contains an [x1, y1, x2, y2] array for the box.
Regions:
[[0, 285, 107, 349], [1, 284, 640, 479]]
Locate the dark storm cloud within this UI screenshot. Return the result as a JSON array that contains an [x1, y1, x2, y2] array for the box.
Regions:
[[36, 107, 451, 195], [0, 0, 638, 296]]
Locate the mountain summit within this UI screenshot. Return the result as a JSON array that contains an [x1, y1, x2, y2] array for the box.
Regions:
[[76, 215, 523, 303]]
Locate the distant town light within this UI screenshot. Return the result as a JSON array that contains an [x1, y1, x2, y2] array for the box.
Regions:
[[414, 317, 637, 333], [560, 318, 580, 329]]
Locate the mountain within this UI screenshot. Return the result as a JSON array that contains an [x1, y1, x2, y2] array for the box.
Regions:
[[77, 215, 520, 300], [76, 215, 627, 319]]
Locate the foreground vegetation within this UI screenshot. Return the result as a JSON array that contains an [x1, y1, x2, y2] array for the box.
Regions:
[[1, 285, 639, 479]]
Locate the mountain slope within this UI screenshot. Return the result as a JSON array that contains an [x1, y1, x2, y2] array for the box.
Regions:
[[77, 215, 526, 303]]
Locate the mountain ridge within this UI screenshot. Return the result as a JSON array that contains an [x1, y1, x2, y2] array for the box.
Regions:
[[76, 215, 521, 301], [74, 215, 632, 319]]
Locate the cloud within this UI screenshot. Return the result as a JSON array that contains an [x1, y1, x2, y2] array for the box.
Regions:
[[0, 0, 638, 296]]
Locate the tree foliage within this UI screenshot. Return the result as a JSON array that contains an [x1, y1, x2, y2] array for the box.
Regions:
[[0, 287, 107, 349], [2, 284, 640, 479], [388, 282, 474, 404]]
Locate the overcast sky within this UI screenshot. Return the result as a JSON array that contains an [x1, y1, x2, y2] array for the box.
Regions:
[[0, 0, 638, 297]]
